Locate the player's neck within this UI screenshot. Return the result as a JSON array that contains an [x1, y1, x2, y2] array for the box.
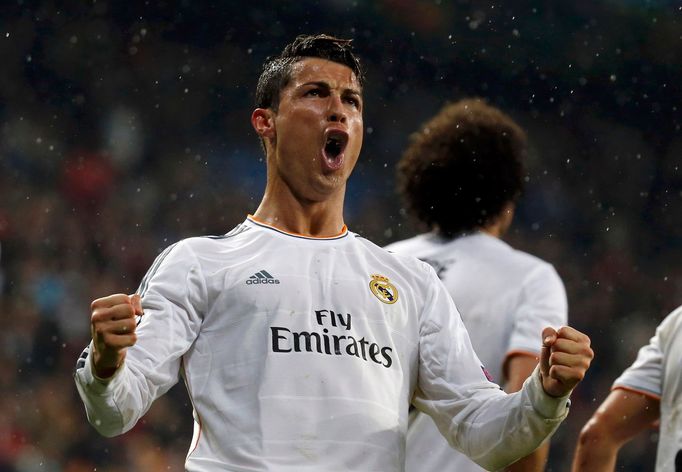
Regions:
[[482, 203, 515, 239], [253, 185, 346, 238], [480, 225, 503, 238]]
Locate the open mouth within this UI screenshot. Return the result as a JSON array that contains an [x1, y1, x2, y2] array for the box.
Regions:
[[322, 130, 349, 169]]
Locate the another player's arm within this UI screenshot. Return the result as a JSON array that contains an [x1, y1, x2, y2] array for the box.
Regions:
[[571, 388, 660, 472], [503, 354, 549, 472], [503, 324, 591, 471]]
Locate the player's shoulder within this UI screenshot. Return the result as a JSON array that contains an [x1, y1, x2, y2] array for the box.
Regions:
[[382, 233, 431, 254], [179, 222, 254, 250], [508, 245, 556, 273], [658, 305, 682, 335], [149, 223, 255, 266], [476, 235, 557, 277]]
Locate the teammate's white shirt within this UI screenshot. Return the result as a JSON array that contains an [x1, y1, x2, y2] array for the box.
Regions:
[[612, 305, 682, 472], [75, 217, 570, 472], [385, 231, 568, 472]]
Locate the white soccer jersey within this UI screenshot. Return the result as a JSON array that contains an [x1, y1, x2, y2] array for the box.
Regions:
[[385, 231, 568, 472], [75, 217, 570, 472], [613, 305, 682, 472]]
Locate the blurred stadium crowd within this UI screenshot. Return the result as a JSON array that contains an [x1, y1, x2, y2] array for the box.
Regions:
[[1, 1, 680, 471]]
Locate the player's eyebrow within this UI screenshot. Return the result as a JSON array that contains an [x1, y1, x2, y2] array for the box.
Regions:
[[301, 81, 362, 97]]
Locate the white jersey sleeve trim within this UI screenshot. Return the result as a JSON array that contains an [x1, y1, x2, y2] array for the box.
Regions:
[[611, 384, 662, 401]]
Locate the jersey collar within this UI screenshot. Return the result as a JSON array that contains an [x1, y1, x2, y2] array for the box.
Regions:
[[245, 215, 349, 241]]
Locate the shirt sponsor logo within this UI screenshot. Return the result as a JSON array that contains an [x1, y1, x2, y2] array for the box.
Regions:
[[270, 309, 394, 368], [246, 269, 280, 285], [369, 274, 398, 304]]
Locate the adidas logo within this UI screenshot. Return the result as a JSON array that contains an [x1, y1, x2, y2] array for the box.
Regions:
[[246, 269, 280, 285]]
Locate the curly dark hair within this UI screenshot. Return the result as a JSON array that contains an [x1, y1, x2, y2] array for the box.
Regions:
[[255, 34, 364, 111], [397, 98, 527, 237]]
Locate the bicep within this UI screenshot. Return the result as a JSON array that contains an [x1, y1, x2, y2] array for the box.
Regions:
[[509, 266, 567, 363], [589, 388, 660, 444]]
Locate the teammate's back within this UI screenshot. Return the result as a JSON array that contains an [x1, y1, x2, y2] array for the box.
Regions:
[[387, 231, 566, 383]]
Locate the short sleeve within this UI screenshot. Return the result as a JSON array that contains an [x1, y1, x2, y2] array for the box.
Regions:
[[508, 263, 567, 356], [611, 310, 681, 399]]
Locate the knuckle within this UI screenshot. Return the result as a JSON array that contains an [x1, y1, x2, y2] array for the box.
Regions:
[[91, 308, 105, 322], [120, 304, 135, 318]]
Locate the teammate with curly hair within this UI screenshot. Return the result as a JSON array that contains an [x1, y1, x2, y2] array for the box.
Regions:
[[387, 98, 568, 472]]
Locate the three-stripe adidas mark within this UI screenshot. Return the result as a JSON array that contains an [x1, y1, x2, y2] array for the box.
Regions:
[[245, 270, 280, 285]]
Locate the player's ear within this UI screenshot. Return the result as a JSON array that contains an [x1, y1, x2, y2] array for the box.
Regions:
[[251, 108, 276, 140]]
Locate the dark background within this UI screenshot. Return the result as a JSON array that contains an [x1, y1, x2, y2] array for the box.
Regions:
[[1, 1, 680, 470]]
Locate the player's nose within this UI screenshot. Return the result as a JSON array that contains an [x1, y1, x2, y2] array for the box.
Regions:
[[326, 94, 347, 124]]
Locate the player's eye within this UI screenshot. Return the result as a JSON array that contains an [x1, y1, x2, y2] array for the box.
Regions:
[[344, 96, 360, 108], [305, 88, 323, 97]]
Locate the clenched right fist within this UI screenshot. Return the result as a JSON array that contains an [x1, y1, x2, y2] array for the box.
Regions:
[[90, 293, 143, 379]]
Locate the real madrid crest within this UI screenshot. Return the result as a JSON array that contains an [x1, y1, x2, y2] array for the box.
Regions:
[[369, 274, 399, 304]]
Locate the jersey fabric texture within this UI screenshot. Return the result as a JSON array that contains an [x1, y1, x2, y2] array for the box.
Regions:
[[613, 305, 682, 472], [385, 231, 568, 472], [74, 217, 570, 472]]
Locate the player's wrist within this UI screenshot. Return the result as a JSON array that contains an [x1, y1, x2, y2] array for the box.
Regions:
[[529, 366, 571, 418], [92, 350, 125, 381]]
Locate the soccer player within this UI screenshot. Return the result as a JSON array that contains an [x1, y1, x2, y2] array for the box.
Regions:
[[572, 305, 682, 471], [385, 98, 567, 472], [74, 34, 593, 471]]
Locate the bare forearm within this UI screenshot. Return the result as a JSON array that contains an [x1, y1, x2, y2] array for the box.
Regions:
[[571, 389, 660, 472], [571, 439, 619, 472]]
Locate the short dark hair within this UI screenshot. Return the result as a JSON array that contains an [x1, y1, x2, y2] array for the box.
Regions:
[[397, 98, 527, 237], [255, 34, 364, 111]]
